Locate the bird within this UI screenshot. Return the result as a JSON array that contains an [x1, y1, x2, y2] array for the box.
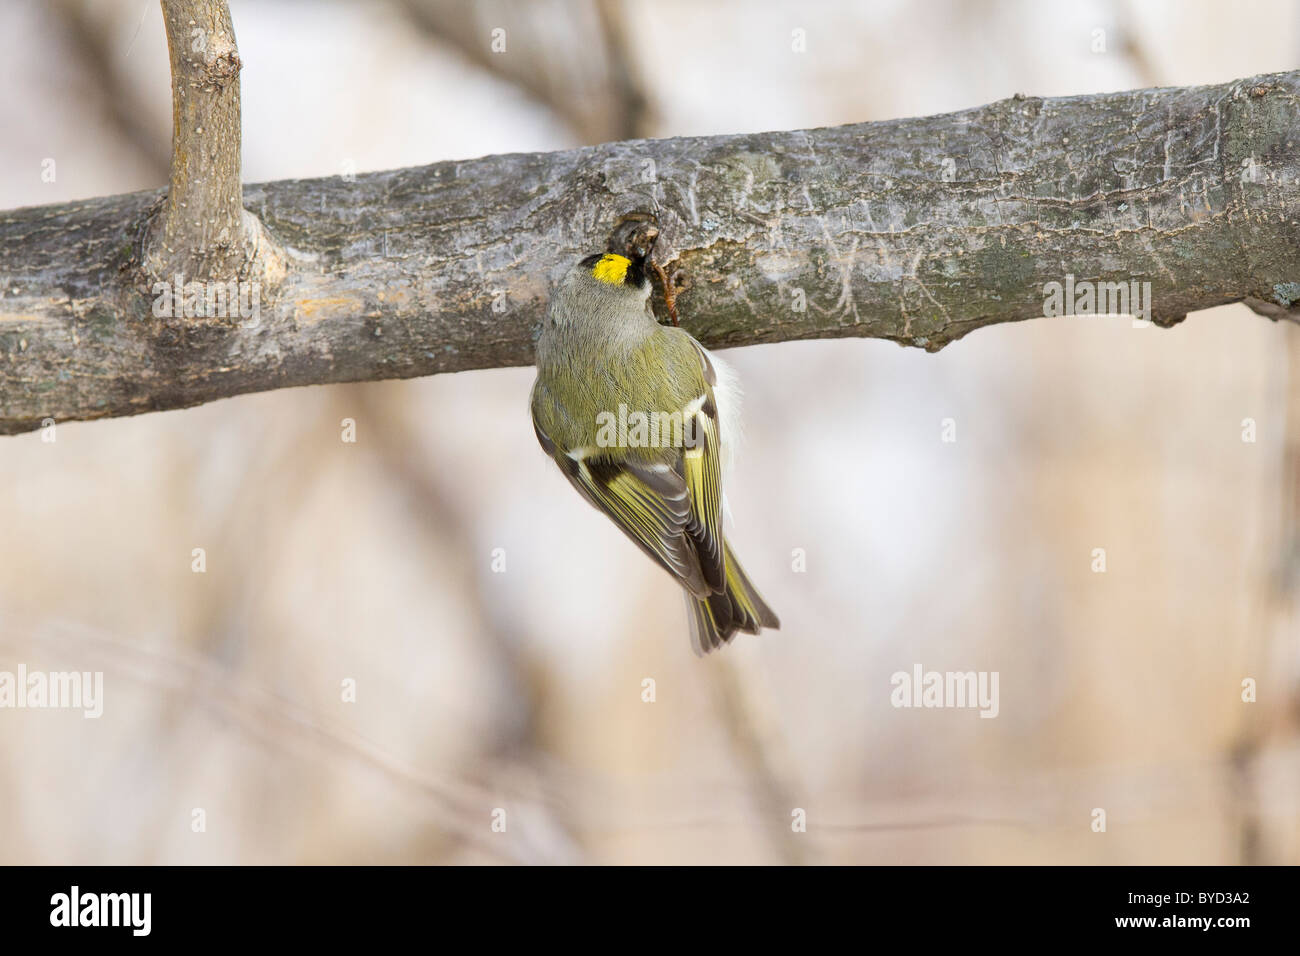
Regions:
[[530, 216, 779, 654]]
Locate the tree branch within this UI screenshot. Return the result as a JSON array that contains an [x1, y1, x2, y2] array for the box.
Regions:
[[143, 0, 281, 285], [2, 69, 1300, 435]]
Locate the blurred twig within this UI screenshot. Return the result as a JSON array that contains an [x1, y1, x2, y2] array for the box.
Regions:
[[348, 383, 586, 862], [48, 0, 171, 179], [592, 0, 652, 140], [349, 385, 537, 752], [0, 618, 540, 862], [708, 660, 811, 864], [395, 0, 651, 144]]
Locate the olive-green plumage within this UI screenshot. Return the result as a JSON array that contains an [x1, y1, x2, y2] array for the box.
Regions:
[[531, 242, 779, 655]]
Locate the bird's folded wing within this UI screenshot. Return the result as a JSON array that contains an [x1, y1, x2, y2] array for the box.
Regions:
[[533, 415, 712, 597], [681, 393, 725, 593]]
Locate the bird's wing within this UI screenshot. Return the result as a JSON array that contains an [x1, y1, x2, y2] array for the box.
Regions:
[[679, 368, 725, 593], [532, 372, 725, 600]]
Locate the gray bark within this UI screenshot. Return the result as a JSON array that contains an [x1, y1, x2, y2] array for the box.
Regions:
[[145, 0, 279, 285], [2, 70, 1299, 436]]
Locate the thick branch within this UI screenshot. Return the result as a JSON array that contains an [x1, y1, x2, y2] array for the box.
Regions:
[[2, 71, 1300, 435]]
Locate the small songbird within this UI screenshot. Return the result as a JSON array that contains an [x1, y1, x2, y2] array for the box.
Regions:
[[530, 216, 779, 654]]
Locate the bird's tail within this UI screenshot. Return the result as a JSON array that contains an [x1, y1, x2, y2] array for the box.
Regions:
[[686, 541, 780, 655]]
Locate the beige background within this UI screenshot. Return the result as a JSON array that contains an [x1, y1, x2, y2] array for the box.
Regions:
[[1, 0, 1297, 864]]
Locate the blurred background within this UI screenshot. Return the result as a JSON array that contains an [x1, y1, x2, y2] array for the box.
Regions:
[[1, 0, 1298, 864]]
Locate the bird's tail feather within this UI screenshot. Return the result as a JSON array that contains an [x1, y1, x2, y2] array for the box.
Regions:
[[686, 541, 780, 655]]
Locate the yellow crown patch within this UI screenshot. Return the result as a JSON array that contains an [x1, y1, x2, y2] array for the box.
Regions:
[[591, 253, 631, 285]]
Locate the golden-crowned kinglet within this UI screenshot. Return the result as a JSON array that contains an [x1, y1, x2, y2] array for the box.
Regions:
[[531, 217, 779, 654]]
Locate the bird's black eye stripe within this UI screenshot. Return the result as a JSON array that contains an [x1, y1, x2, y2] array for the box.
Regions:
[[579, 253, 603, 269], [625, 259, 646, 287]]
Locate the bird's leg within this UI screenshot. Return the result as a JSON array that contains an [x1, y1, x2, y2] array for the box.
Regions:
[[650, 258, 683, 326], [606, 211, 683, 326]]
